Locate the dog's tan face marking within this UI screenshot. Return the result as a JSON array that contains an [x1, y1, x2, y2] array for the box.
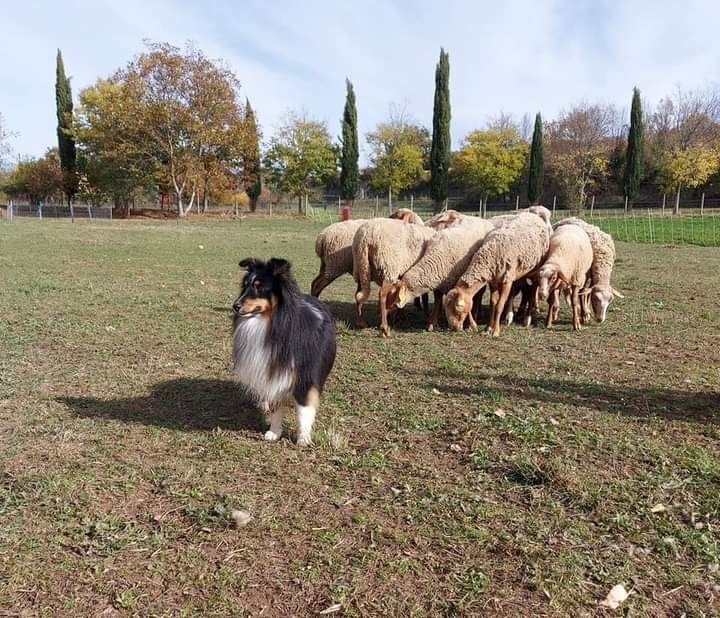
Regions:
[[238, 297, 273, 317]]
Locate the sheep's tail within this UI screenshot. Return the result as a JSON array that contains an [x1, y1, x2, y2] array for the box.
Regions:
[[353, 235, 371, 304], [314, 232, 326, 259]]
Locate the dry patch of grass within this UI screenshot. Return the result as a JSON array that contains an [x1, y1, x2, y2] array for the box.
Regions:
[[0, 217, 718, 616]]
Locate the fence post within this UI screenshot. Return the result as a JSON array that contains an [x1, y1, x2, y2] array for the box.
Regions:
[[590, 195, 595, 217], [338, 196, 341, 213], [374, 195, 379, 217], [478, 199, 482, 217], [662, 193, 666, 216], [700, 192, 705, 216], [552, 195, 556, 214], [87, 205, 93, 221], [410, 194, 414, 211], [70, 203, 75, 223], [624, 195, 628, 214], [515, 195, 519, 211], [38, 203, 42, 220], [8, 200, 12, 223]]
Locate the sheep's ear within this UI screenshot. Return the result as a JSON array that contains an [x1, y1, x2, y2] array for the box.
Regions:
[[268, 258, 292, 277], [611, 287, 625, 299], [239, 258, 261, 271]]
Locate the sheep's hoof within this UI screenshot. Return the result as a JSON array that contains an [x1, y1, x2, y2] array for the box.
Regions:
[[380, 328, 390, 338], [426, 323, 434, 332]]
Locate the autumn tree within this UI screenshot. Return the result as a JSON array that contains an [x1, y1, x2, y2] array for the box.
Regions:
[[55, 49, 78, 204], [263, 110, 337, 213], [74, 79, 157, 216], [649, 87, 720, 213], [366, 105, 430, 208], [242, 99, 262, 212], [453, 127, 528, 205], [75, 42, 249, 217], [4, 149, 63, 205], [545, 103, 620, 210], [527, 112, 544, 204], [430, 48, 450, 210], [339, 79, 359, 205], [623, 87, 644, 207]]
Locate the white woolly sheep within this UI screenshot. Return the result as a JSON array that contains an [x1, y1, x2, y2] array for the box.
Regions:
[[554, 217, 624, 322], [389, 208, 424, 225], [353, 218, 436, 336], [388, 219, 496, 330], [311, 218, 367, 297], [536, 223, 594, 331], [443, 213, 550, 337]]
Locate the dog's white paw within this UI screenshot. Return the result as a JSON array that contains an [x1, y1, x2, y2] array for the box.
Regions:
[[263, 430, 281, 442], [296, 434, 312, 447]]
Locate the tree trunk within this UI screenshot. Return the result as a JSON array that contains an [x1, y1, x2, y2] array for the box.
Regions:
[[674, 187, 681, 215], [249, 195, 258, 213], [298, 195, 303, 214], [202, 177, 210, 213]]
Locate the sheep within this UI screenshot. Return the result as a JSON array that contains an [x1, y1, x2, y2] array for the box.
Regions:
[[536, 223, 594, 331], [310, 218, 367, 297], [352, 218, 436, 336], [425, 209, 465, 230], [389, 208, 424, 224], [443, 213, 550, 336], [388, 219, 496, 331], [553, 217, 624, 322]]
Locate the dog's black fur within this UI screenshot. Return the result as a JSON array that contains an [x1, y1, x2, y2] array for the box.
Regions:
[[232, 258, 336, 405]]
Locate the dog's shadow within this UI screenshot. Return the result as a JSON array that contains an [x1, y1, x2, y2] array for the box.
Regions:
[[58, 378, 265, 432]]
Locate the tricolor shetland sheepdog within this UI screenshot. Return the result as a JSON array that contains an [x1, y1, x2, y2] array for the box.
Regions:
[[232, 257, 336, 446]]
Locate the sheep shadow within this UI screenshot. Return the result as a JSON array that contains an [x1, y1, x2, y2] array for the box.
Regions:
[[321, 298, 432, 331], [58, 378, 265, 432], [423, 369, 720, 425]]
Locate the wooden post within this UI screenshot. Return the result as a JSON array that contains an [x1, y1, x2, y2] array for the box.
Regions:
[[515, 195, 519, 211], [552, 195, 556, 214], [478, 199, 482, 217], [662, 193, 666, 215], [338, 196, 341, 212], [38, 203, 42, 220], [8, 201, 12, 223], [375, 195, 379, 217], [410, 194, 414, 211], [624, 195, 628, 214], [87, 205, 92, 221], [700, 192, 705, 215], [590, 195, 595, 217], [70, 203, 75, 222]]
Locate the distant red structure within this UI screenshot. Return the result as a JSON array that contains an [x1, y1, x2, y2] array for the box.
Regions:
[[341, 206, 351, 221]]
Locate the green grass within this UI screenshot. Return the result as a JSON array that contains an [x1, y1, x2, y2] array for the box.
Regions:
[[0, 217, 719, 616], [591, 213, 720, 247]]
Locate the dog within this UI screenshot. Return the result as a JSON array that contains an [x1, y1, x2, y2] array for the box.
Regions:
[[231, 257, 336, 446]]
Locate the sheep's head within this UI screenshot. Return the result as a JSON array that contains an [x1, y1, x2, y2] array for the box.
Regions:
[[389, 208, 423, 225], [583, 285, 624, 323], [386, 281, 409, 309], [536, 264, 560, 301], [443, 287, 473, 331]]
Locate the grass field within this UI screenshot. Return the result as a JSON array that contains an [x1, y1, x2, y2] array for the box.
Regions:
[[1, 217, 719, 617]]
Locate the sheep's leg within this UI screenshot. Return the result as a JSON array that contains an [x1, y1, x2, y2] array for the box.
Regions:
[[378, 281, 391, 338], [427, 291, 443, 331], [492, 279, 513, 337], [472, 286, 485, 322], [546, 289, 557, 328], [421, 293, 430, 320], [571, 285, 582, 331], [311, 266, 341, 298], [580, 290, 592, 324], [466, 309, 478, 332], [355, 281, 368, 329], [485, 287, 500, 334]]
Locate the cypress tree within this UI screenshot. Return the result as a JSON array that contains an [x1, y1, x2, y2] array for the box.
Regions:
[[430, 48, 450, 210], [55, 49, 77, 204], [527, 112, 544, 205], [339, 79, 359, 204], [623, 87, 644, 207], [243, 99, 262, 212]]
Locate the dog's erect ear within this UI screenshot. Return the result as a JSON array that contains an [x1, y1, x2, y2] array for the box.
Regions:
[[239, 258, 261, 271], [268, 258, 292, 277]]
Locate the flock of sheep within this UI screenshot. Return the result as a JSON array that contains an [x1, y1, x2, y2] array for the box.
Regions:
[[311, 206, 624, 337]]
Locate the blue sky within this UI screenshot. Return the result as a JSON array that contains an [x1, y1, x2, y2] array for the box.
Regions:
[[2, 0, 720, 161]]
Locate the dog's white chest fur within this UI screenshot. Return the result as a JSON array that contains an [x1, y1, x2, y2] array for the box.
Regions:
[[232, 316, 294, 403]]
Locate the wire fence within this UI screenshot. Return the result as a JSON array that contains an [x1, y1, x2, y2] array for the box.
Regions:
[[2, 202, 113, 221]]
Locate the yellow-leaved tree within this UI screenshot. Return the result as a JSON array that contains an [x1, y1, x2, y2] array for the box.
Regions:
[[453, 127, 528, 209]]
